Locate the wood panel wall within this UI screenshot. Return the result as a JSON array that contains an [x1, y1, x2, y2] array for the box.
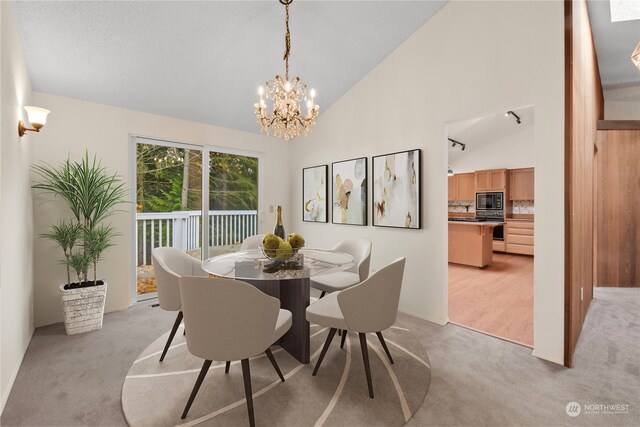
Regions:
[[595, 122, 640, 287], [564, 0, 604, 367]]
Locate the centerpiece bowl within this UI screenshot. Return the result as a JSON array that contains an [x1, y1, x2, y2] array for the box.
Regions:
[[257, 233, 305, 272]]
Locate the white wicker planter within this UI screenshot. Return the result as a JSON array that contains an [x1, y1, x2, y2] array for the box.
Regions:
[[60, 281, 108, 335]]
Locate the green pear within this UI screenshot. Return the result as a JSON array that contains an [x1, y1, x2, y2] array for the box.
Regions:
[[288, 233, 305, 249]]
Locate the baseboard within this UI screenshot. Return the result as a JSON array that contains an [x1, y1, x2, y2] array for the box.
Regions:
[[1, 327, 35, 415], [531, 349, 564, 365]]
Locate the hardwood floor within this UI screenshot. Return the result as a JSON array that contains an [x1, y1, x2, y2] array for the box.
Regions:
[[448, 252, 533, 347]]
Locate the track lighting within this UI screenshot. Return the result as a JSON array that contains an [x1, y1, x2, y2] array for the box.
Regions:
[[448, 138, 466, 151], [505, 110, 521, 124]]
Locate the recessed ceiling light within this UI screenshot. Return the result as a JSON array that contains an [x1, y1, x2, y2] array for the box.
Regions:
[[610, 0, 640, 23]]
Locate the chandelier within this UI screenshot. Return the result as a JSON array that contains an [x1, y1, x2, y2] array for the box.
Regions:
[[254, 0, 319, 141]]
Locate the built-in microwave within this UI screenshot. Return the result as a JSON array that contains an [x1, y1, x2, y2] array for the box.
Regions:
[[476, 192, 504, 210]]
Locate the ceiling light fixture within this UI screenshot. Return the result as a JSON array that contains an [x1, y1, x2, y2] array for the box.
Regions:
[[505, 110, 522, 124], [632, 41, 640, 71], [18, 106, 50, 137], [254, 0, 319, 141], [448, 138, 466, 151]]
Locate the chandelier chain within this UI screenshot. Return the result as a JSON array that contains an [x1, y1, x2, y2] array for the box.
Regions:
[[283, 1, 291, 81]]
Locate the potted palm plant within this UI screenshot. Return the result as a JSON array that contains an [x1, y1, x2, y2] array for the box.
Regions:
[[33, 152, 126, 335]]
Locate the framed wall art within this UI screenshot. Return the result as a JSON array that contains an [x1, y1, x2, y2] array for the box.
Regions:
[[332, 157, 367, 226], [372, 149, 421, 229], [302, 165, 328, 223]]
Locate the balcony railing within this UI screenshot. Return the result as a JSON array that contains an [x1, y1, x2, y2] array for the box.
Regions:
[[136, 210, 258, 266]]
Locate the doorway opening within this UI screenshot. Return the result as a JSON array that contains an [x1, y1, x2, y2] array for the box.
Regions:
[[132, 136, 260, 301], [446, 107, 535, 347]]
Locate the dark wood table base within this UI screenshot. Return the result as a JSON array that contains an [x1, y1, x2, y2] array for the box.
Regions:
[[246, 277, 310, 364]]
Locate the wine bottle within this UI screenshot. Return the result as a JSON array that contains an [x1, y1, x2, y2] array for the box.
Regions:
[[274, 205, 285, 240]]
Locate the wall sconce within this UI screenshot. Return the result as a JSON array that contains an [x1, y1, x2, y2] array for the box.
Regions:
[[632, 41, 640, 71], [18, 106, 50, 137]]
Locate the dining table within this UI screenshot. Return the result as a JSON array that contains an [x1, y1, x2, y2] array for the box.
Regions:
[[201, 248, 355, 364]]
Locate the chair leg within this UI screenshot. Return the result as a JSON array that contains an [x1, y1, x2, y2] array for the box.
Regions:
[[340, 330, 347, 349], [183, 328, 186, 336], [376, 332, 394, 364], [181, 359, 212, 419], [225, 361, 231, 374], [319, 291, 326, 299], [241, 359, 256, 427], [359, 333, 374, 399], [265, 348, 285, 382], [160, 311, 183, 362], [312, 328, 337, 376], [338, 329, 342, 336]]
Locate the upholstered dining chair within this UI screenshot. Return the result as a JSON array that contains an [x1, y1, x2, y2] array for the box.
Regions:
[[151, 247, 207, 362], [178, 276, 292, 427], [310, 237, 372, 298], [306, 257, 406, 399], [240, 234, 266, 250]]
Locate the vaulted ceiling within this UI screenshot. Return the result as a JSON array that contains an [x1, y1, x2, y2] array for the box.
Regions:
[[13, 0, 447, 134]]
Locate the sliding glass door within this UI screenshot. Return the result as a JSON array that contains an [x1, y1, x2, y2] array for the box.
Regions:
[[133, 137, 259, 301]]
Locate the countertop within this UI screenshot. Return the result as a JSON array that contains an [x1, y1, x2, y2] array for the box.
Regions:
[[448, 221, 504, 227]]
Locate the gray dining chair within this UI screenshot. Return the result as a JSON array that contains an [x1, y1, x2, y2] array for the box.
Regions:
[[151, 247, 207, 362], [306, 257, 406, 398], [178, 276, 292, 427], [310, 237, 372, 298], [240, 234, 266, 250]]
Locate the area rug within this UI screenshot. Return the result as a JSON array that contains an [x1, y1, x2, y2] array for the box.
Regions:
[[121, 322, 431, 427]]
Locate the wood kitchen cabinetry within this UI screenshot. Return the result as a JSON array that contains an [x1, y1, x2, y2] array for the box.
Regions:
[[506, 220, 534, 256], [510, 168, 535, 200], [475, 169, 507, 191], [448, 173, 475, 201]]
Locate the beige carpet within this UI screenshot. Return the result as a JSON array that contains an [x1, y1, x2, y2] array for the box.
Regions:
[[121, 323, 431, 427]]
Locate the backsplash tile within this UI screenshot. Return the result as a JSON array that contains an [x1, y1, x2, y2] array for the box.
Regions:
[[513, 200, 534, 214], [448, 200, 475, 213], [449, 200, 534, 214]]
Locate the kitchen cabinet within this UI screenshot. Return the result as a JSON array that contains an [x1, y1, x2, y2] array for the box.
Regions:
[[506, 220, 534, 256], [448, 176, 456, 201], [510, 168, 535, 200], [457, 173, 475, 200], [448, 173, 475, 201], [475, 169, 507, 191]]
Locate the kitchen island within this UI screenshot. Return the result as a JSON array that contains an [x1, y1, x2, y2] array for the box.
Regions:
[[448, 221, 504, 268]]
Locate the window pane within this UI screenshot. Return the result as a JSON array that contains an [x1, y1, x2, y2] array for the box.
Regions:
[[135, 143, 202, 299], [207, 152, 259, 258]]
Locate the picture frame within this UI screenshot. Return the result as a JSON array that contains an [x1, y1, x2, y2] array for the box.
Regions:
[[302, 165, 328, 223], [332, 157, 368, 226], [372, 149, 421, 229]]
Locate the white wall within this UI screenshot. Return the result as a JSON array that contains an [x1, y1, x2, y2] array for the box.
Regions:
[[290, 1, 565, 364], [449, 125, 535, 173], [30, 92, 291, 327], [603, 85, 640, 120], [0, 1, 35, 412]]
